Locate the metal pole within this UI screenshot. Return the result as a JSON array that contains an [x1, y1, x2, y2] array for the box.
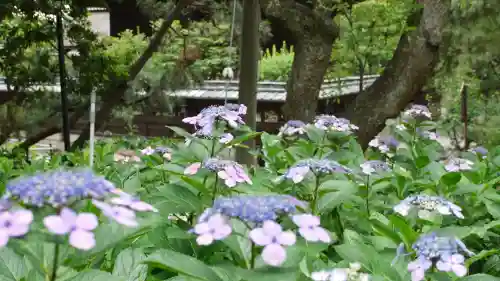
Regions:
[[56, 4, 71, 151], [89, 90, 96, 168]]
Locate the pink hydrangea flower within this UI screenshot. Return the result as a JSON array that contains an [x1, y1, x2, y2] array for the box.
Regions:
[[0, 209, 33, 247], [92, 200, 138, 227], [408, 257, 432, 281], [217, 165, 252, 187], [193, 214, 232, 245], [43, 208, 98, 250], [110, 190, 158, 212], [436, 254, 467, 277], [249, 220, 296, 267], [292, 214, 331, 243], [184, 162, 202, 175]]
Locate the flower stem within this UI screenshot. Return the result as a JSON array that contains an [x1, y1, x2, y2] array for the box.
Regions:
[[313, 132, 327, 157], [250, 242, 257, 269], [365, 175, 371, 217], [49, 242, 60, 281], [311, 174, 321, 214], [211, 176, 219, 202]]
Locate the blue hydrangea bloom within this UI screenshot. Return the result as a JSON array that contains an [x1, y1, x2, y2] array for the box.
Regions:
[[203, 195, 306, 223], [4, 169, 115, 207]]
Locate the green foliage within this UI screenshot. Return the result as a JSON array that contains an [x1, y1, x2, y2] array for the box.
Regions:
[[259, 43, 294, 81], [0, 105, 499, 280]]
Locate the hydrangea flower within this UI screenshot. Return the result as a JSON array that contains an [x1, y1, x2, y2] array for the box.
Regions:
[[314, 115, 358, 132], [140, 146, 155, 155], [360, 160, 391, 175], [415, 128, 439, 140], [397, 233, 474, 281], [278, 120, 307, 137], [0, 209, 33, 247], [283, 159, 352, 183], [444, 158, 474, 172], [368, 136, 399, 153], [393, 195, 464, 219], [110, 189, 158, 212], [292, 214, 331, 243], [4, 169, 116, 207], [184, 158, 252, 187], [249, 220, 296, 266], [403, 104, 432, 120], [202, 195, 305, 223], [311, 263, 370, 281], [219, 133, 234, 144], [43, 208, 98, 250], [182, 104, 246, 135], [92, 200, 138, 227], [193, 213, 232, 245], [114, 149, 141, 163], [469, 146, 488, 159]]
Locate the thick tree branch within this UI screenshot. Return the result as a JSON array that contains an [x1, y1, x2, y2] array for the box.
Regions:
[[69, 0, 191, 151], [344, 0, 450, 148]]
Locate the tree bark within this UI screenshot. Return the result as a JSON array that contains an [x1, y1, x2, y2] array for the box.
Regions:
[[235, 0, 259, 166], [260, 0, 338, 122], [344, 0, 450, 148], [69, 0, 191, 151], [108, 0, 152, 36]]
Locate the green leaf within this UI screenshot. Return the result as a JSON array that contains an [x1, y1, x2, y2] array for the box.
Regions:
[[459, 274, 500, 281], [112, 248, 148, 281], [0, 247, 27, 281], [440, 172, 462, 186], [226, 132, 262, 147], [71, 270, 126, 281], [151, 184, 203, 214], [317, 180, 357, 213], [143, 249, 223, 281], [222, 220, 252, 268], [389, 215, 418, 246], [167, 126, 194, 139], [484, 200, 500, 218], [122, 172, 141, 194], [465, 249, 500, 267]]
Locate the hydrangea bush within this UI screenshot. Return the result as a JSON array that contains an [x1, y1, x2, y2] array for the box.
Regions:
[[0, 103, 499, 281]]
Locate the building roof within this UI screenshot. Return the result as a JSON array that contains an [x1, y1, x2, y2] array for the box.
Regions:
[[0, 75, 378, 102], [169, 75, 378, 102]]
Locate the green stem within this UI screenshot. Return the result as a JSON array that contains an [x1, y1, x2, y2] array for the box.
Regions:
[[311, 174, 321, 214], [313, 132, 327, 157], [365, 175, 371, 217], [49, 242, 60, 281], [332, 207, 344, 241], [250, 243, 257, 269], [211, 176, 219, 202]]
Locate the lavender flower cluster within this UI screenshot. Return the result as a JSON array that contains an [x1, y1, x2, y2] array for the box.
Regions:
[[397, 233, 474, 281], [0, 170, 157, 250], [282, 159, 352, 183], [182, 104, 247, 136], [192, 195, 331, 266], [278, 120, 307, 137], [393, 194, 464, 219], [314, 115, 359, 133], [184, 158, 252, 187]]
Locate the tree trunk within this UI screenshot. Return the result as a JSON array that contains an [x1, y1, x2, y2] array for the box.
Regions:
[[344, 0, 450, 148], [235, 0, 259, 166], [260, 0, 338, 122]]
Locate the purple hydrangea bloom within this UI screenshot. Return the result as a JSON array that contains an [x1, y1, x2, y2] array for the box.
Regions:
[[110, 189, 158, 212], [4, 169, 115, 207], [314, 115, 358, 132], [469, 146, 488, 158], [0, 209, 33, 247], [369, 136, 399, 153], [249, 220, 296, 266], [43, 208, 98, 250], [184, 158, 252, 187], [292, 214, 331, 243], [219, 133, 234, 144], [393, 194, 464, 219], [140, 146, 155, 155], [404, 104, 432, 120], [193, 213, 232, 245], [283, 159, 352, 183], [416, 128, 439, 140], [208, 195, 305, 223], [444, 158, 474, 172], [182, 104, 246, 135], [360, 160, 391, 175], [395, 233, 474, 281], [278, 120, 307, 137], [92, 200, 138, 227]]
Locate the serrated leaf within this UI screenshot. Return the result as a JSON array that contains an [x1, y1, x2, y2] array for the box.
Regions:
[[0, 247, 27, 281], [71, 269, 126, 281], [112, 248, 148, 281], [143, 249, 223, 281]]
